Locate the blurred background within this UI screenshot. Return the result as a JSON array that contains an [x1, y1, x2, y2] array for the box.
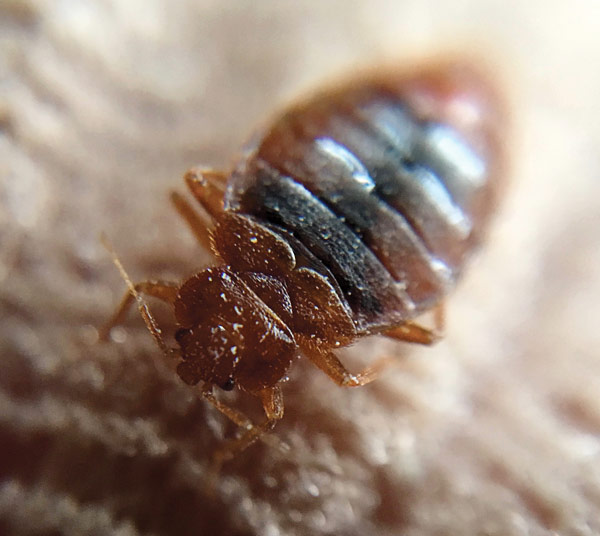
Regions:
[[1, 1, 599, 535]]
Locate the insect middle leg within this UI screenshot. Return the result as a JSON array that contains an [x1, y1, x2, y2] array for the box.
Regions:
[[183, 167, 227, 219], [170, 191, 215, 251], [171, 167, 228, 251]]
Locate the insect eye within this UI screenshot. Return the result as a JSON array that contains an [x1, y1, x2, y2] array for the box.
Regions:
[[220, 377, 235, 391], [174, 327, 190, 343]]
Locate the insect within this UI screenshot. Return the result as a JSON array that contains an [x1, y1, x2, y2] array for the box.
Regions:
[[102, 59, 505, 468]]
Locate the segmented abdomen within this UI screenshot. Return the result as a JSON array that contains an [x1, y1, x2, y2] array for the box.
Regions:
[[225, 63, 504, 332]]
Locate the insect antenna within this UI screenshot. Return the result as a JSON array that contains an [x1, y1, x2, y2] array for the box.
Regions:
[[100, 234, 174, 361]]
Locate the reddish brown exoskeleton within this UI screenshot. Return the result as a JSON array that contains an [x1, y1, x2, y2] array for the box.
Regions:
[[102, 59, 505, 469]]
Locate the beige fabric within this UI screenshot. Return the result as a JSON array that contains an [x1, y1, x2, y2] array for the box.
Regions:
[[1, 1, 599, 534]]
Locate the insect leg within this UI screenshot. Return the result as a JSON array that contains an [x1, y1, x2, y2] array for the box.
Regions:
[[383, 303, 445, 345], [99, 280, 179, 341], [201, 385, 289, 450], [183, 167, 227, 219], [304, 347, 395, 387], [209, 386, 284, 486], [200, 387, 256, 430], [170, 191, 214, 251]]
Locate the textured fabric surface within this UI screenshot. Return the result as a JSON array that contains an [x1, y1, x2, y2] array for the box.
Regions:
[[1, 1, 599, 535]]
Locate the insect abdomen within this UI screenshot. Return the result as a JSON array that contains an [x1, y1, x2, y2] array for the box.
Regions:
[[226, 62, 503, 332]]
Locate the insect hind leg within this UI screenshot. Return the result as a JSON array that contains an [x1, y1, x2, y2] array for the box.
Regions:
[[383, 303, 445, 345]]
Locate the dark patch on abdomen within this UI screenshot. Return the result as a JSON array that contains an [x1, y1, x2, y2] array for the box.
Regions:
[[226, 159, 413, 330]]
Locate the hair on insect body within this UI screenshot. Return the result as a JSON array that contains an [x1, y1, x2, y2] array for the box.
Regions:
[[102, 58, 506, 470]]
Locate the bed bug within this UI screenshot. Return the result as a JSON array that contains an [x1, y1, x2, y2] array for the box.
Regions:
[[102, 58, 505, 467]]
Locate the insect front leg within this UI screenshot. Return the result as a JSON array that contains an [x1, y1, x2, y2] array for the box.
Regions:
[[100, 280, 179, 341], [200, 387, 258, 432], [209, 386, 284, 483]]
